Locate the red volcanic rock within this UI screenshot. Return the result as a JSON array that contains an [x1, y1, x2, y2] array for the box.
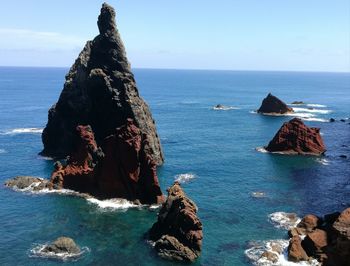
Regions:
[[288, 235, 309, 262], [297, 214, 321, 233], [149, 182, 203, 262], [49, 119, 164, 204], [265, 118, 326, 155], [287, 208, 350, 265], [257, 93, 294, 114]]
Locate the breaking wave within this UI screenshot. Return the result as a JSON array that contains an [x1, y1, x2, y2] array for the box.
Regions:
[[86, 198, 139, 210], [245, 239, 319, 266], [29, 243, 90, 261], [0, 128, 43, 135], [268, 212, 301, 230], [212, 105, 239, 111], [316, 158, 330, 166], [174, 173, 197, 184], [293, 107, 331, 114], [256, 147, 268, 153], [306, 104, 327, 108]]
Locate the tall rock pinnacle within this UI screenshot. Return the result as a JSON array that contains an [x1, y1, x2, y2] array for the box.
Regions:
[[40, 3, 164, 166]]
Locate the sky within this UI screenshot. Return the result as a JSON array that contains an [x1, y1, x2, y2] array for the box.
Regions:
[[0, 0, 349, 72]]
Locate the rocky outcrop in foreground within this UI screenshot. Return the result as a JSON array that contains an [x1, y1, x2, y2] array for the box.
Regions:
[[265, 118, 326, 155], [257, 93, 294, 114], [37, 3, 165, 203], [287, 208, 350, 266], [40, 3, 163, 166], [149, 182, 203, 262]]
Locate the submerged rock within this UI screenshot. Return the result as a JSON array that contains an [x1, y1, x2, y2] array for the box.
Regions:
[[257, 93, 293, 114], [265, 118, 326, 155], [291, 101, 305, 105], [49, 120, 164, 204], [40, 3, 163, 166], [42, 237, 80, 255], [5, 176, 48, 190], [149, 182, 203, 262]]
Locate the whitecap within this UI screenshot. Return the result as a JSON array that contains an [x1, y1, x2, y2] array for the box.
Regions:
[[268, 212, 301, 230], [245, 239, 319, 266], [86, 198, 139, 210], [174, 173, 197, 184], [212, 105, 239, 111], [293, 107, 331, 114], [0, 128, 43, 135], [307, 104, 327, 108], [256, 147, 268, 153], [316, 158, 330, 166], [301, 117, 329, 123], [29, 243, 90, 261]]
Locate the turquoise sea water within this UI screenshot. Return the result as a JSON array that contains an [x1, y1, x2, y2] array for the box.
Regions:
[[0, 67, 349, 265]]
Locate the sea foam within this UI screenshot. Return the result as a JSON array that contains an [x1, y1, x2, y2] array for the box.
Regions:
[[212, 105, 239, 111], [174, 173, 197, 184], [268, 212, 301, 230], [0, 128, 43, 135], [29, 243, 90, 261]]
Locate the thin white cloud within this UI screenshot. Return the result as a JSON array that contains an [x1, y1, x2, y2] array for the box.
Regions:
[[0, 28, 86, 50]]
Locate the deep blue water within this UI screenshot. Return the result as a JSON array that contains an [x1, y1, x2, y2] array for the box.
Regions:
[[0, 67, 349, 265]]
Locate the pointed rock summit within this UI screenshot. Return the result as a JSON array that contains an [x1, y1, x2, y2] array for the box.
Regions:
[[257, 93, 293, 114], [40, 2, 163, 166], [265, 118, 326, 155], [39, 3, 164, 203]]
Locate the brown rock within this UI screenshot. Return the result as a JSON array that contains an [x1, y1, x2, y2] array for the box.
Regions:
[[297, 214, 321, 233], [302, 229, 328, 256], [257, 93, 294, 114], [149, 182, 202, 262], [265, 118, 326, 155], [288, 235, 309, 262], [49, 120, 164, 204], [261, 251, 279, 263]]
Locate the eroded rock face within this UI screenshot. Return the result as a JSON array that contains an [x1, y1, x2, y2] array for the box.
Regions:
[[257, 93, 293, 114], [40, 3, 163, 166], [265, 118, 326, 155], [49, 120, 164, 204], [287, 208, 350, 266], [149, 182, 203, 262]]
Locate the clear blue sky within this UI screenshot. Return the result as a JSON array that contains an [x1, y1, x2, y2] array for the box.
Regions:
[[0, 0, 349, 72]]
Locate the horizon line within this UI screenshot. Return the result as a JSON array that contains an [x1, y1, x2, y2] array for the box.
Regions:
[[0, 65, 349, 74]]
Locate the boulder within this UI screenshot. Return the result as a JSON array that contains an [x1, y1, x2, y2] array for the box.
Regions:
[[149, 182, 202, 262], [5, 176, 48, 190], [288, 235, 309, 262], [301, 229, 328, 256], [297, 214, 321, 233], [40, 3, 163, 166], [265, 118, 326, 155], [42, 237, 80, 254], [257, 93, 293, 114]]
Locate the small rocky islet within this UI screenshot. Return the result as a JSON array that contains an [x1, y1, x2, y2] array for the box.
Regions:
[[3, 2, 349, 265]]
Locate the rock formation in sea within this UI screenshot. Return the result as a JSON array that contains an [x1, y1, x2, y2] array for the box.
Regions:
[[148, 182, 203, 262], [42, 237, 81, 255], [287, 208, 350, 266], [40, 3, 163, 166], [37, 3, 164, 204], [265, 118, 326, 155], [49, 121, 164, 204], [5, 176, 48, 191], [257, 93, 294, 114]]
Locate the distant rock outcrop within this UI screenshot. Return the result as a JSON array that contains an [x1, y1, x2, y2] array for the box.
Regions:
[[257, 93, 293, 114], [40, 3, 163, 166], [5, 176, 48, 191], [265, 118, 326, 155], [38, 3, 164, 203], [287, 208, 350, 266], [149, 182, 203, 262]]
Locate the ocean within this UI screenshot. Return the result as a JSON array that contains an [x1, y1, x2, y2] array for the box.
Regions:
[[0, 67, 349, 265]]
